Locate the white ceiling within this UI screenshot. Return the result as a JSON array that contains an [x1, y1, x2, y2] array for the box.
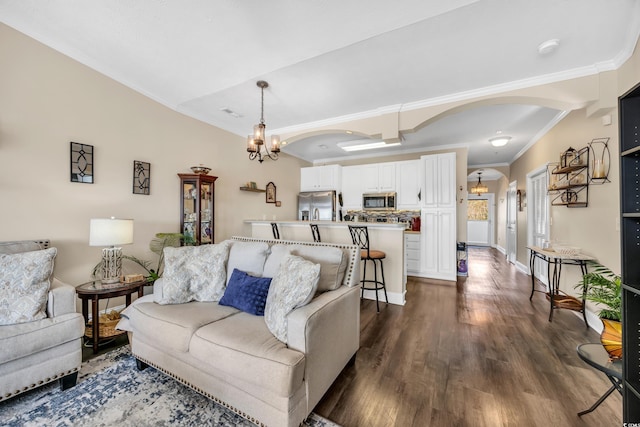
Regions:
[[2, 0, 639, 166]]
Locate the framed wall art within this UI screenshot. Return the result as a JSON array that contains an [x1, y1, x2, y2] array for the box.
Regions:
[[70, 142, 94, 183], [133, 160, 151, 195], [266, 182, 276, 203]]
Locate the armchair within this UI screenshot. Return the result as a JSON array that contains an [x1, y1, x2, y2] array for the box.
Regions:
[[0, 240, 84, 401]]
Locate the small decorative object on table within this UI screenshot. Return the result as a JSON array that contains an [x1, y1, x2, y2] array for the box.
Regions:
[[190, 165, 211, 175]]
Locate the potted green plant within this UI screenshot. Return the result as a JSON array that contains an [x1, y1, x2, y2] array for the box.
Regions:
[[575, 261, 622, 360]]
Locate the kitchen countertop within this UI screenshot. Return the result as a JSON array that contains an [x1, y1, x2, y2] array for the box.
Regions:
[[244, 219, 407, 229]]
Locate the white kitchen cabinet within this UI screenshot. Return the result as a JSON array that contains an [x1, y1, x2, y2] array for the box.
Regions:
[[361, 163, 396, 193], [420, 208, 456, 281], [404, 233, 421, 275], [300, 165, 342, 191], [341, 165, 362, 209], [396, 159, 421, 209], [421, 153, 456, 209]]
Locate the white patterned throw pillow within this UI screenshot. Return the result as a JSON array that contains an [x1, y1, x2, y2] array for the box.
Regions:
[[0, 247, 57, 325], [264, 254, 320, 343], [159, 241, 231, 304]]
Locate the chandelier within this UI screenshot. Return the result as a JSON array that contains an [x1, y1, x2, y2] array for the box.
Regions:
[[247, 80, 280, 163], [470, 171, 489, 195]]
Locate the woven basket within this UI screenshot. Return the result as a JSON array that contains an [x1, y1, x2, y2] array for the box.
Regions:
[[546, 292, 583, 311], [85, 313, 125, 339]]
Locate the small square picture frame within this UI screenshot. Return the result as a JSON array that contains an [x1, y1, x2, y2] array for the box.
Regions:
[[133, 160, 151, 195]]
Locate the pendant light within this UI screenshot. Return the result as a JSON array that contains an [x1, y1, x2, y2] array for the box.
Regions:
[[470, 171, 489, 195], [246, 81, 280, 163]]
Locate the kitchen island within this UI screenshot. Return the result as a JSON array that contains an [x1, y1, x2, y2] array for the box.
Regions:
[[245, 220, 407, 305]]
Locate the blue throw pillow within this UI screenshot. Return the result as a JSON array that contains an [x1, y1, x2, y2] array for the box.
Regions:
[[219, 269, 272, 316]]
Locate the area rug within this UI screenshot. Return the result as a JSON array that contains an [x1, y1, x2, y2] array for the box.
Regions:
[[0, 345, 339, 427]]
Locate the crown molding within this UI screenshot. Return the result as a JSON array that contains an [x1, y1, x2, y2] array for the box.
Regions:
[[510, 110, 569, 163]]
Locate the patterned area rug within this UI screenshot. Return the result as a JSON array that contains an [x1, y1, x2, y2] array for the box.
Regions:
[[0, 345, 339, 427]]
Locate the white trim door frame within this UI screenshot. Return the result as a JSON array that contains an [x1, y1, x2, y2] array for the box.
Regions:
[[506, 181, 517, 264], [527, 165, 550, 286]]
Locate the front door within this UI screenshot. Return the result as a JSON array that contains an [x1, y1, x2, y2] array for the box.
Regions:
[[467, 193, 494, 246]]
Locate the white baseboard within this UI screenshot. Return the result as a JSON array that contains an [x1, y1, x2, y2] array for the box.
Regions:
[[361, 289, 406, 306], [496, 245, 506, 255], [574, 308, 603, 333], [515, 260, 530, 275]]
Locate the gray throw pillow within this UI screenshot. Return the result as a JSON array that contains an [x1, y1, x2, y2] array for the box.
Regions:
[[159, 241, 230, 304], [0, 247, 56, 325], [264, 254, 320, 343], [290, 245, 347, 292]]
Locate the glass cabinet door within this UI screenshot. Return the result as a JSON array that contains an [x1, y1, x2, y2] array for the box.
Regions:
[[200, 181, 213, 244], [178, 173, 217, 245]]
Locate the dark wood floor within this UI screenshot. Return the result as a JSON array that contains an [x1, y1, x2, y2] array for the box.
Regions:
[[314, 247, 622, 427]]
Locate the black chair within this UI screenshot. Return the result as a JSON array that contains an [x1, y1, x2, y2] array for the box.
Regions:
[[310, 224, 321, 242], [271, 223, 280, 240], [348, 225, 388, 312]]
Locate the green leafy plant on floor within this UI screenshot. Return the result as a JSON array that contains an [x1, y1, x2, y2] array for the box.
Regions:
[[92, 232, 191, 281], [575, 261, 622, 321]]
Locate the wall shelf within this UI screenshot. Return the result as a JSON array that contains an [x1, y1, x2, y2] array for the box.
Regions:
[[547, 146, 589, 207], [239, 187, 266, 193]]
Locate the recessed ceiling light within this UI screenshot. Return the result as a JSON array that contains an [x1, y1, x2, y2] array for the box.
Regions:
[[489, 136, 511, 147], [537, 39, 560, 55], [337, 140, 401, 152]]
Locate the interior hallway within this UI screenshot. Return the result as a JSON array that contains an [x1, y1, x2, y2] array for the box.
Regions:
[[315, 246, 621, 427]]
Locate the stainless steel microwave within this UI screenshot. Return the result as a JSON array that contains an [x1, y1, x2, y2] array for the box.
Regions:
[[362, 192, 396, 211]]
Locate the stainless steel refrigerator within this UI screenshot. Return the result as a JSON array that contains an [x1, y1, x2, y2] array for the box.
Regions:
[[297, 191, 337, 221]]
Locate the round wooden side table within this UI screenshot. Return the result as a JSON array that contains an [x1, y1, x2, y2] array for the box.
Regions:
[[76, 280, 148, 354]]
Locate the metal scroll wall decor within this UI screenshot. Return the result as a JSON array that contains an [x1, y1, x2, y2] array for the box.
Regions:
[[133, 160, 151, 195], [70, 142, 94, 183]]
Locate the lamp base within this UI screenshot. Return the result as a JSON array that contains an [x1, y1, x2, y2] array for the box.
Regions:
[[101, 247, 123, 284]]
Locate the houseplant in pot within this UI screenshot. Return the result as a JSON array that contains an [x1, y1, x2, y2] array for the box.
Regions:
[[575, 261, 622, 360]]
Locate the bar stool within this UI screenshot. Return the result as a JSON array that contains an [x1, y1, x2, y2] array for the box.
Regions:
[[348, 225, 388, 312], [310, 224, 321, 242], [271, 223, 280, 240]]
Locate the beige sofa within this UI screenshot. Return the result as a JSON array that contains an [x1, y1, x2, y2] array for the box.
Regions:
[[120, 236, 361, 427], [0, 240, 85, 402]]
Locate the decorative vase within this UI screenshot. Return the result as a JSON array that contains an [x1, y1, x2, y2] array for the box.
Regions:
[[600, 318, 622, 360]]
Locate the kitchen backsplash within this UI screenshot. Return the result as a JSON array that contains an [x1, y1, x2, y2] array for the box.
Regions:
[[344, 210, 420, 228]]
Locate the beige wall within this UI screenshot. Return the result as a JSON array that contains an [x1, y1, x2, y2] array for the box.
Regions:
[[508, 38, 639, 303], [0, 23, 307, 287]]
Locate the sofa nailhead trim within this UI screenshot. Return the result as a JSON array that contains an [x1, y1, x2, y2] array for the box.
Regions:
[[133, 353, 267, 427], [0, 367, 79, 402]]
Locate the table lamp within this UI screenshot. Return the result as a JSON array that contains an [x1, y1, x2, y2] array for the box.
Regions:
[[89, 217, 134, 284]]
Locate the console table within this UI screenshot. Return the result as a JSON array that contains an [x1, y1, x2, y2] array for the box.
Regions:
[[576, 343, 623, 416], [528, 246, 594, 327]]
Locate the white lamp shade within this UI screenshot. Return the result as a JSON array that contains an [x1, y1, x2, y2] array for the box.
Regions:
[[89, 218, 134, 246]]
